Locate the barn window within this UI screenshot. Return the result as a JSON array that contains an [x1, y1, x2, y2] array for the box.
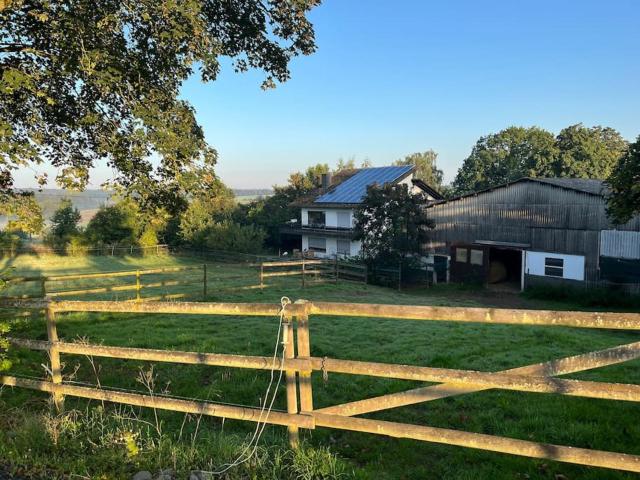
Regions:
[[470, 249, 483, 265], [544, 257, 564, 277], [337, 239, 351, 255], [308, 237, 326, 253], [455, 248, 468, 263]]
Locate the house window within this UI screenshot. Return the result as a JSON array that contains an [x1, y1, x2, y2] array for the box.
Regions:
[[308, 237, 326, 253], [544, 257, 564, 277], [337, 211, 351, 229], [307, 211, 326, 228], [337, 239, 351, 255], [455, 248, 468, 263], [470, 249, 483, 266]]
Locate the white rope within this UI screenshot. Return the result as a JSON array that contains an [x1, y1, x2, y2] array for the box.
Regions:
[[208, 296, 292, 476]]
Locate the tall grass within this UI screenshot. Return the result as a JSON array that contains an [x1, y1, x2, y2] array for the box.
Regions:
[[0, 401, 356, 480]]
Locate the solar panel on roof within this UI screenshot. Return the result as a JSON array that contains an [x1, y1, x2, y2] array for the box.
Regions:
[[314, 165, 413, 204]]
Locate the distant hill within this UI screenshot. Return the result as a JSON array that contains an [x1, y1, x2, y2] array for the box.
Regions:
[[2, 188, 272, 227]]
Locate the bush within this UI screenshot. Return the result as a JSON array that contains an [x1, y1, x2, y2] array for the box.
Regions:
[[0, 405, 356, 479], [203, 222, 266, 254], [65, 234, 90, 256], [523, 284, 640, 309], [0, 278, 9, 372], [0, 230, 21, 253]]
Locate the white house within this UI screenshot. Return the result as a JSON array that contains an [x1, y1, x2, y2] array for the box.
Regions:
[[284, 165, 442, 258]]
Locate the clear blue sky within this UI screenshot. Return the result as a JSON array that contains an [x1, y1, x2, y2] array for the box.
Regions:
[[15, 0, 640, 189]]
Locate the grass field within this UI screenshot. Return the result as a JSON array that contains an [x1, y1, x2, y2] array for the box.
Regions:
[[1, 254, 640, 479]]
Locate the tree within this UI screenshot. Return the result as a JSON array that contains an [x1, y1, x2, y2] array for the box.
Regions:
[[203, 221, 266, 254], [0, 0, 320, 211], [47, 199, 81, 247], [453, 127, 558, 194], [179, 180, 235, 244], [85, 202, 139, 245], [607, 136, 640, 224], [452, 124, 628, 195], [239, 163, 329, 247], [394, 150, 444, 189], [353, 183, 433, 262], [0, 192, 44, 236], [554, 124, 628, 179]]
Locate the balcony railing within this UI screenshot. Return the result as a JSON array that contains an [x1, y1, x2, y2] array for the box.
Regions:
[[280, 221, 354, 237]]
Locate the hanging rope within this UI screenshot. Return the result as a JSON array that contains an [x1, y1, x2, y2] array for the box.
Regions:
[[208, 296, 292, 476]]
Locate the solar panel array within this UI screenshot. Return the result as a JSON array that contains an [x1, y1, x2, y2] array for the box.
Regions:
[[314, 165, 413, 204]]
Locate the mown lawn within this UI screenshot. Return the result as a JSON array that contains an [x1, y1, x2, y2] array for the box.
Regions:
[[1, 254, 640, 479]]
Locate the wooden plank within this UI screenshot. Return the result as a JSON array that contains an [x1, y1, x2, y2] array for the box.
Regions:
[[262, 271, 302, 278], [307, 356, 640, 402], [310, 302, 640, 330], [313, 413, 640, 473], [0, 375, 314, 429], [7, 338, 312, 372], [284, 317, 299, 447], [295, 301, 313, 414], [317, 340, 640, 416], [50, 300, 308, 316], [46, 305, 64, 411]]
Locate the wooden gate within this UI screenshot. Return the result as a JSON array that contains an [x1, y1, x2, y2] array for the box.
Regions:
[[2, 299, 640, 473]]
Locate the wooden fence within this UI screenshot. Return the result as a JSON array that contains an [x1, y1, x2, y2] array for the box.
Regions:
[[1, 265, 206, 301], [2, 298, 640, 473], [258, 259, 368, 289]]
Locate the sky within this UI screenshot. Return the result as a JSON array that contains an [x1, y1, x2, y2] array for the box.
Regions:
[[14, 0, 640, 189]]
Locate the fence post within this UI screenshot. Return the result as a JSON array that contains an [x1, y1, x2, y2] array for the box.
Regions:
[[202, 264, 207, 300], [301, 258, 306, 288], [364, 264, 368, 284], [398, 261, 402, 292], [40, 277, 47, 298], [283, 313, 299, 448], [46, 301, 64, 411], [294, 300, 313, 416], [259, 262, 264, 292], [334, 255, 338, 284], [136, 270, 141, 302]]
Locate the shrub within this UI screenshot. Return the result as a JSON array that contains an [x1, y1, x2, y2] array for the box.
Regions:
[[0, 405, 356, 479], [65, 234, 90, 256], [0, 278, 9, 372], [0, 230, 21, 254], [523, 284, 640, 309], [203, 222, 266, 254]]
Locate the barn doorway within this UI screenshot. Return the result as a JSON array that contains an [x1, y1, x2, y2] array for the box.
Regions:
[[487, 247, 523, 291]]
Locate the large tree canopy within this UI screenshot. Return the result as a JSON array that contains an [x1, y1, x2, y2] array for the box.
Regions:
[[354, 183, 433, 262], [0, 0, 319, 209], [452, 124, 628, 195], [394, 150, 444, 189], [607, 136, 640, 225]]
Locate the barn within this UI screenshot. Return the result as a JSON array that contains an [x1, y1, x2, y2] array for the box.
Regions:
[[425, 178, 640, 291]]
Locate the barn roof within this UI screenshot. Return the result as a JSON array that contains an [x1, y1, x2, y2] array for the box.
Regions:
[[433, 177, 607, 206]]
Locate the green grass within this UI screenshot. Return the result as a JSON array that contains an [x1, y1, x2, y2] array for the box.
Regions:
[[1, 254, 640, 479]]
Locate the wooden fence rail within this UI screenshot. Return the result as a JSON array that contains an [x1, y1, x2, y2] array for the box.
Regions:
[[0, 265, 207, 301], [2, 298, 640, 473]]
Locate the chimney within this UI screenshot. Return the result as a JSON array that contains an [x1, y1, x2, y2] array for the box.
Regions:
[[321, 172, 332, 191]]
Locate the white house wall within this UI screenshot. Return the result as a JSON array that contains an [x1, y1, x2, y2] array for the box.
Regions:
[[301, 207, 355, 228], [525, 251, 585, 281], [302, 234, 361, 258]]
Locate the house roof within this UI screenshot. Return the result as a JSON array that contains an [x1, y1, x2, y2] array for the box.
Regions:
[[432, 177, 607, 206], [314, 165, 414, 204]]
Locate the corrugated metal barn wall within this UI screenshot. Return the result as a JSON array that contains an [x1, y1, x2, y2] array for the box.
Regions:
[[424, 181, 640, 283]]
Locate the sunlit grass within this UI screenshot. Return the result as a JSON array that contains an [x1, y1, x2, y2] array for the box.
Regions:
[[1, 254, 640, 479]]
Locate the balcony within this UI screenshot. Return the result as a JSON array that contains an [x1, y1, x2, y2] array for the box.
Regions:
[[280, 220, 354, 238]]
